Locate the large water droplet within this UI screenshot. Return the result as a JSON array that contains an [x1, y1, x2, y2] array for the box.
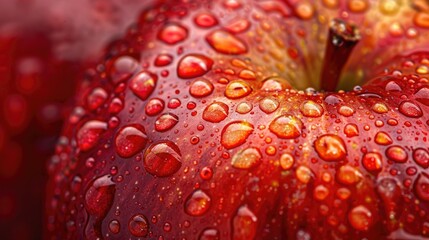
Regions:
[[77, 120, 108, 151], [85, 175, 116, 217], [158, 23, 188, 45], [199, 228, 220, 240], [348, 205, 373, 231], [231, 147, 262, 169], [374, 131, 393, 145], [314, 134, 347, 161], [203, 102, 229, 123], [128, 214, 149, 237], [232, 205, 258, 240], [144, 141, 182, 177], [114, 124, 148, 158], [385, 145, 408, 163], [178, 54, 214, 79], [300, 100, 324, 117], [189, 79, 214, 98], [221, 121, 254, 149], [225, 80, 252, 99], [415, 87, 429, 106], [155, 113, 179, 132], [185, 189, 211, 216], [194, 13, 218, 28], [413, 148, 429, 168], [87, 87, 108, 111], [337, 165, 362, 185], [415, 173, 429, 201], [269, 115, 303, 139], [110, 56, 140, 84], [206, 30, 248, 55], [362, 152, 382, 172], [398, 101, 423, 118], [129, 71, 158, 101]]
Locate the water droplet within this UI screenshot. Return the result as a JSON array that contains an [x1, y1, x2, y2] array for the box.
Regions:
[[415, 173, 429, 201], [338, 105, 355, 117], [348, 0, 369, 13], [114, 124, 148, 158], [314, 134, 347, 161], [225, 80, 252, 99], [295, 2, 314, 20], [77, 120, 108, 151], [232, 205, 257, 240], [110, 56, 140, 84], [190, 79, 214, 98], [236, 102, 253, 114], [194, 13, 218, 28], [261, 77, 290, 91], [178, 54, 214, 79], [414, 12, 429, 29], [348, 205, 373, 231], [362, 152, 382, 172], [203, 102, 229, 123], [221, 121, 254, 149], [87, 87, 108, 111], [300, 100, 324, 117], [225, 19, 250, 33], [199, 228, 220, 240], [145, 98, 165, 116], [129, 71, 158, 101], [200, 167, 213, 180], [372, 102, 389, 114], [155, 113, 179, 132], [231, 147, 262, 169], [314, 185, 329, 200], [415, 87, 429, 106], [206, 30, 248, 55], [185, 189, 211, 216], [386, 145, 408, 163], [158, 23, 188, 45], [385, 81, 402, 91], [324, 94, 343, 105], [296, 165, 313, 183], [269, 115, 303, 139], [109, 220, 120, 234], [239, 69, 256, 80], [144, 141, 182, 177], [128, 214, 149, 237], [379, 0, 401, 15], [280, 153, 294, 170], [85, 175, 116, 218], [399, 101, 423, 118], [109, 97, 124, 114], [337, 165, 362, 185], [344, 123, 359, 137], [168, 98, 181, 109], [154, 54, 173, 67], [413, 148, 429, 168], [374, 131, 393, 145], [259, 97, 279, 114]]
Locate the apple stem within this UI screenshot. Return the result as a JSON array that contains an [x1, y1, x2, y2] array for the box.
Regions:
[[320, 19, 360, 92]]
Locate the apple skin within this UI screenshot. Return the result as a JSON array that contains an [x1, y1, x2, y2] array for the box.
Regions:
[[45, 0, 429, 239]]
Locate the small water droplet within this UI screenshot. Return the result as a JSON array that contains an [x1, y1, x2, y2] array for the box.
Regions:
[[199, 228, 220, 240], [362, 152, 382, 172], [300, 100, 324, 117], [348, 205, 373, 231], [110, 56, 140, 84], [85, 175, 116, 218], [154, 54, 173, 67], [225, 19, 250, 33], [236, 102, 253, 114], [386, 145, 408, 163], [194, 13, 218, 28], [344, 123, 359, 137], [109, 220, 120, 234], [413, 148, 429, 168], [87, 87, 108, 111], [280, 153, 294, 170], [415, 173, 429, 201], [145, 98, 165, 116], [374, 131, 393, 145], [415, 87, 429, 106], [337, 165, 362, 185], [259, 97, 279, 114]]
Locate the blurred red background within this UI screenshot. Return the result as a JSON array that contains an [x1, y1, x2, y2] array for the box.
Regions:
[[0, 0, 149, 239]]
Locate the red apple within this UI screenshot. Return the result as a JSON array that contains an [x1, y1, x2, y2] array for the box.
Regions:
[[46, 0, 429, 239]]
